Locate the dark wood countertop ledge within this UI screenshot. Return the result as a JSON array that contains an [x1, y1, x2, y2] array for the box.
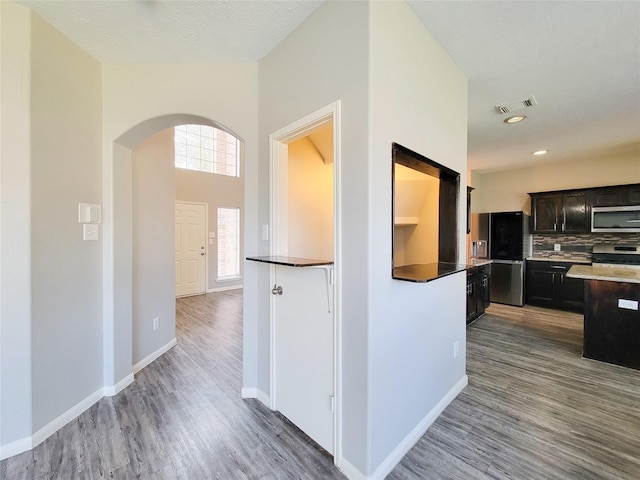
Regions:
[[393, 262, 469, 283], [246, 256, 333, 267]]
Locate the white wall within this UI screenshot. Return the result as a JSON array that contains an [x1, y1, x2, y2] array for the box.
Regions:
[[30, 12, 103, 433], [132, 129, 176, 365], [102, 62, 258, 391], [368, 0, 468, 474], [257, 1, 468, 475], [257, 0, 370, 472], [287, 135, 334, 261], [0, 2, 33, 452], [471, 151, 640, 214]]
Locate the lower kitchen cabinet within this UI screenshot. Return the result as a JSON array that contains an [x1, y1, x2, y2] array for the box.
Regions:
[[526, 260, 584, 313], [583, 279, 640, 370], [467, 264, 491, 325]]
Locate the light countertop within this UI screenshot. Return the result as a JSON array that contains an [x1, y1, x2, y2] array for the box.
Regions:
[[527, 256, 592, 264], [567, 265, 640, 284], [467, 258, 492, 267]]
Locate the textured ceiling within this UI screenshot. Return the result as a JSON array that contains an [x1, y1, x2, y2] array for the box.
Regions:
[[19, 0, 640, 173], [21, 0, 324, 63], [407, 0, 640, 172]]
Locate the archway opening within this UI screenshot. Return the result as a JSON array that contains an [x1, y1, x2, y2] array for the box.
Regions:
[[103, 114, 244, 394]]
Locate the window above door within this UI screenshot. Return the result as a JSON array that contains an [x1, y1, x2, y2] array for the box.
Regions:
[[174, 124, 240, 177]]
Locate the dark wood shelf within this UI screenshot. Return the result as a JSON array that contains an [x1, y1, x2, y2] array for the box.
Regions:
[[246, 256, 333, 267], [393, 262, 468, 283]]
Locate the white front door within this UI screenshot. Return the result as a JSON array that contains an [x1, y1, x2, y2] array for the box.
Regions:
[[175, 202, 206, 297], [275, 265, 334, 453]]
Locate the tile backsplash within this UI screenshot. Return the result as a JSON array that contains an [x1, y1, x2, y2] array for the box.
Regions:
[[532, 233, 640, 261]]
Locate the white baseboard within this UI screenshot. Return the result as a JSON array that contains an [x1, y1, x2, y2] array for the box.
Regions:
[[241, 387, 270, 408], [206, 284, 243, 293], [339, 457, 368, 480], [103, 373, 134, 397], [1, 339, 179, 461], [369, 375, 469, 480], [0, 435, 32, 461], [256, 389, 270, 407], [1, 385, 104, 460], [31, 386, 105, 451], [132, 338, 177, 374], [241, 387, 257, 398]]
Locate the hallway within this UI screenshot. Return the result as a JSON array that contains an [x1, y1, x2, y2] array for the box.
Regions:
[[1, 291, 343, 479]]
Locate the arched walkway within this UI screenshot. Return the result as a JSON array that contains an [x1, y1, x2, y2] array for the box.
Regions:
[[103, 113, 243, 395]]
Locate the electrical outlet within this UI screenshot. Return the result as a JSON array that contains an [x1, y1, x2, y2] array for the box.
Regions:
[[453, 341, 459, 358], [153, 317, 159, 331], [554, 243, 561, 252]]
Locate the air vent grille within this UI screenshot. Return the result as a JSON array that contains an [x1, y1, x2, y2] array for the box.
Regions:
[[495, 95, 537, 114]]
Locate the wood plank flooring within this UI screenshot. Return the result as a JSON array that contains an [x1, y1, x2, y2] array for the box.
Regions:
[[1, 291, 343, 480], [389, 304, 640, 480], [3, 296, 640, 479]]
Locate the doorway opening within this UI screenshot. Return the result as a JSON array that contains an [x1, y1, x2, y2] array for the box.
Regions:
[[104, 114, 244, 393], [268, 101, 342, 464]]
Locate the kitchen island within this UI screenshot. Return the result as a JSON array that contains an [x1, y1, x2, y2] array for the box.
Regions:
[[567, 264, 640, 370]]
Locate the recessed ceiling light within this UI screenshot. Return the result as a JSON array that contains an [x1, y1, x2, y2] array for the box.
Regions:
[[504, 115, 526, 124], [533, 150, 548, 155]]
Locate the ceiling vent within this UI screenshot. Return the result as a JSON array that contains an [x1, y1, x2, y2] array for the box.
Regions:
[[495, 95, 538, 114]]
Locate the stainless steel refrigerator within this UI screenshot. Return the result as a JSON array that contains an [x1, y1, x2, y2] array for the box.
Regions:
[[471, 211, 531, 306]]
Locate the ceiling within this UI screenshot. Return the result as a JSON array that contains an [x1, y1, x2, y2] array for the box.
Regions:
[[20, 0, 640, 174]]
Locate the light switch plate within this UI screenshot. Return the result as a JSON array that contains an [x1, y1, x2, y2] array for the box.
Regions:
[[554, 244, 561, 251], [83, 224, 99, 241], [78, 203, 101, 224]]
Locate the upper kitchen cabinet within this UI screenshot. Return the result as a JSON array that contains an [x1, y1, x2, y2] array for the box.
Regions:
[[563, 192, 589, 232], [626, 185, 640, 204], [530, 194, 561, 233], [588, 187, 627, 207], [587, 183, 640, 207], [530, 191, 588, 234]]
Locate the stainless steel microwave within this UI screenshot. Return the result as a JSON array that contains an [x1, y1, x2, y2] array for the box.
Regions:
[[592, 205, 640, 232]]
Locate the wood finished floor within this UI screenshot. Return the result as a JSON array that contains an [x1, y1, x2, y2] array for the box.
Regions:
[[389, 304, 640, 480], [1, 291, 343, 480], [2, 295, 640, 479]]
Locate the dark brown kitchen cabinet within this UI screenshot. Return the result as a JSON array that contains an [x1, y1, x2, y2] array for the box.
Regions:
[[466, 186, 474, 234], [584, 279, 640, 370], [531, 194, 561, 233], [627, 185, 640, 204], [526, 261, 584, 313], [562, 193, 588, 233], [466, 270, 477, 324], [590, 184, 640, 206], [588, 187, 627, 207], [467, 264, 491, 325], [530, 192, 588, 234]]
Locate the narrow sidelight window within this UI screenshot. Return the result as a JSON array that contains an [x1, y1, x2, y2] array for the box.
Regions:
[[217, 207, 240, 279]]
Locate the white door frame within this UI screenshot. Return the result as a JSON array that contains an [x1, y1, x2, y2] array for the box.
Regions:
[[175, 200, 208, 296], [268, 100, 342, 466]]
